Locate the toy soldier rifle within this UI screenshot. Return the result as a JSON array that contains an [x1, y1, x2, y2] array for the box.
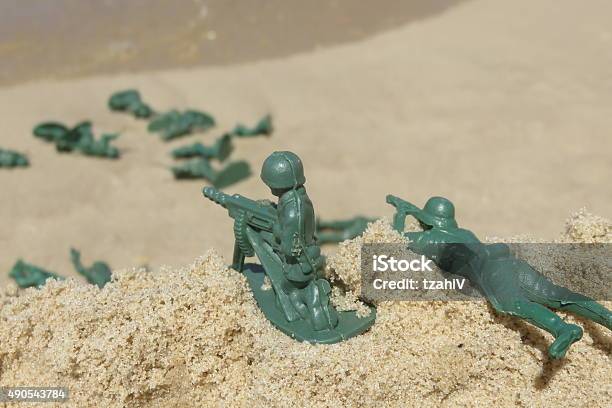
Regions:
[[202, 186, 277, 271], [386, 194, 422, 231]]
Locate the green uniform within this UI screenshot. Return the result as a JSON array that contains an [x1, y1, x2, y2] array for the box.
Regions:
[[254, 152, 337, 331], [388, 195, 612, 359], [274, 186, 324, 284], [203, 151, 376, 343]]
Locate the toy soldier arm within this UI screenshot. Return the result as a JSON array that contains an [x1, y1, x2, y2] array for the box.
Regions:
[[386, 194, 420, 232], [203, 187, 277, 270], [278, 203, 302, 259]]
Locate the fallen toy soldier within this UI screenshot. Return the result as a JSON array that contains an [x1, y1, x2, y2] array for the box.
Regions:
[[33, 121, 120, 158], [0, 148, 29, 168], [387, 194, 612, 359], [316, 216, 377, 244]]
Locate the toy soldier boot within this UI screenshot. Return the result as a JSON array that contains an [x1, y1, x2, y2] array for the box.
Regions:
[[307, 279, 339, 331], [286, 278, 339, 331], [494, 298, 583, 359], [523, 282, 612, 331]]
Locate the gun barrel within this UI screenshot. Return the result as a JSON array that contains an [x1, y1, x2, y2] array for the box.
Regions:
[[386, 194, 410, 207], [202, 186, 229, 207], [386, 194, 420, 213], [386, 194, 400, 204]]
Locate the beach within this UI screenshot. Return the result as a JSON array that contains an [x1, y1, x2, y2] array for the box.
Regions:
[[1, 1, 611, 405]]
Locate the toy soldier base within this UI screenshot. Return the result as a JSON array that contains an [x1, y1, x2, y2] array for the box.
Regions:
[[239, 261, 376, 344], [203, 151, 375, 344]]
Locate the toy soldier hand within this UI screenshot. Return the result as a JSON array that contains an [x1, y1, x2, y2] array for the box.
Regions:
[[386, 195, 410, 232]]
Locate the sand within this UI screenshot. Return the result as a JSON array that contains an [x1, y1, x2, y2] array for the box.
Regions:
[[0, 214, 610, 407], [1, 0, 611, 288]]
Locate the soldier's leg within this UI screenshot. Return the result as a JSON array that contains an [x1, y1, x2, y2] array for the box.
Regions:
[[494, 298, 583, 359], [316, 279, 339, 329], [286, 289, 310, 321], [302, 279, 338, 331], [246, 228, 302, 322], [527, 284, 612, 331]]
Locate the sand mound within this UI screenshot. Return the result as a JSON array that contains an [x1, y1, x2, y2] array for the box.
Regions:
[[562, 208, 612, 244], [1, 215, 611, 407]]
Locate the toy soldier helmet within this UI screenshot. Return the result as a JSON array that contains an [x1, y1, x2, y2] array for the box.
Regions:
[[416, 196, 458, 229], [260, 151, 306, 189]]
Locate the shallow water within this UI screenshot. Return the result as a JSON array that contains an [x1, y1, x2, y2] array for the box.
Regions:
[[0, 0, 464, 85]]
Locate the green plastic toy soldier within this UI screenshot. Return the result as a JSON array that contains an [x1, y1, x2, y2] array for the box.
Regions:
[[387, 194, 612, 359], [258, 151, 337, 330], [203, 151, 375, 343], [81, 134, 120, 158], [148, 110, 216, 141], [316, 216, 377, 244], [70, 248, 112, 288], [71, 123, 120, 158], [9, 260, 64, 288], [172, 158, 251, 188], [33, 121, 120, 158], [0, 149, 29, 168], [171, 133, 234, 162], [108, 89, 154, 119], [33, 122, 69, 142], [231, 114, 273, 138]]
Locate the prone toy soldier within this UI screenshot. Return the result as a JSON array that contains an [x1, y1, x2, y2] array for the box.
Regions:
[[387, 195, 612, 359]]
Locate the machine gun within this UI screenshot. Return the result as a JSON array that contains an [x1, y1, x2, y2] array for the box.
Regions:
[[203, 186, 277, 271]]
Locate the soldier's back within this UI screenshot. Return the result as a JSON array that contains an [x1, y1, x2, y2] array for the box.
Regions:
[[278, 187, 317, 246]]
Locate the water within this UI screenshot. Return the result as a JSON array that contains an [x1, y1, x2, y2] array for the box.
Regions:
[[0, 0, 464, 84]]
